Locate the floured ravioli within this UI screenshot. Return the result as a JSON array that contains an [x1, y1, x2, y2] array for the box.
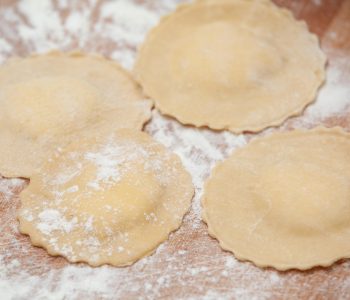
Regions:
[[0, 51, 152, 178], [202, 127, 350, 270], [134, 0, 326, 132], [18, 129, 194, 267]]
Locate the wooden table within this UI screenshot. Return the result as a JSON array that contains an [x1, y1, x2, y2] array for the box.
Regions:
[[0, 0, 350, 299]]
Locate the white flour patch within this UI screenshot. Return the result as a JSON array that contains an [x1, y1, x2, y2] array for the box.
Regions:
[[0, 38, 12, 63], [147, 110, 247, 228], [269, 273, 281, 284], [84, 143, 124, 189], [312, 0, 323, 6], [17, 0, 67, 52], [98, 0, 158, 45], [304, 57, 350, 120], [0, 177, 25, 201], [93, 0, 181, 70], [225, 256, 238, 268], [37, 209, 77, 235]]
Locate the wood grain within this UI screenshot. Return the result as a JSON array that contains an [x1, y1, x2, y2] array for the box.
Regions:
[[0, 0, 350, 299]]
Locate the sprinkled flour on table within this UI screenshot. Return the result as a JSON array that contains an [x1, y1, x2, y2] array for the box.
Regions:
[[301, 56, 350, 122], [0, 0, 350, 299]]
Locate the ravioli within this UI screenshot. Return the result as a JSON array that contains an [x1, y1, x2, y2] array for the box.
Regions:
[[135, 0, 326, 132], [202, 127, 350, 270], [0, 51, 152, 178], [18, 129, 194, 266]]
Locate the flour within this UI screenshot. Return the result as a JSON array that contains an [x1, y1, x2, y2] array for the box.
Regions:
[[0, 0, 350, 299], [0, 39, 12, 63], [98, 0, 158, 45], [17, 0, 67, 52], [146, 110, 247, 231], [83, 138, 169, 190], [0, 177, 24, 201], [225, 257, 238, 268], [303, 56, 350, 121], [312, 0, 323, 6], [84, 143, 124, 189], [37, 209, 78, 235]]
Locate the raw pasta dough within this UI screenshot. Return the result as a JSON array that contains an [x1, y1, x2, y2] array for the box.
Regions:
[[134, 0, 326, 133], [202, 127, 350, 270], [0, 51, 152, 178], [18, 129, 194, 267]]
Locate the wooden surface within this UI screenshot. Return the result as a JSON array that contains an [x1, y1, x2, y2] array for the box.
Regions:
[[0, 0, 350, 299]]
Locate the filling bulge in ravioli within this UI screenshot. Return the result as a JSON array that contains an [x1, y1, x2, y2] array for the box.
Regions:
[[260, 163, 350, 234], [1, 77, 99, 136], [172, 23, 284, 91]]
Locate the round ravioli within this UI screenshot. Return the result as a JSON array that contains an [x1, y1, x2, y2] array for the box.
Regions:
[[202, 127, 350, 270], [0, 51, 152, 178], [134, 0, 326, 133], [18, 129, 194, 267]]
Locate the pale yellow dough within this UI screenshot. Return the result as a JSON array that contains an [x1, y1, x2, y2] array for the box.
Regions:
[[0, 51, 152, 178], [18, 129, 194, 267], [202, 127, 350, 270], [134, 0, 326, 133]]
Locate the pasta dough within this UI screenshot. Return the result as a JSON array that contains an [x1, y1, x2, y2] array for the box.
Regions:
[[134, 0, 326, 133], [18, 129, 194, 267], [202, 127, 350, 270], [0, 51, 152, 178]]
